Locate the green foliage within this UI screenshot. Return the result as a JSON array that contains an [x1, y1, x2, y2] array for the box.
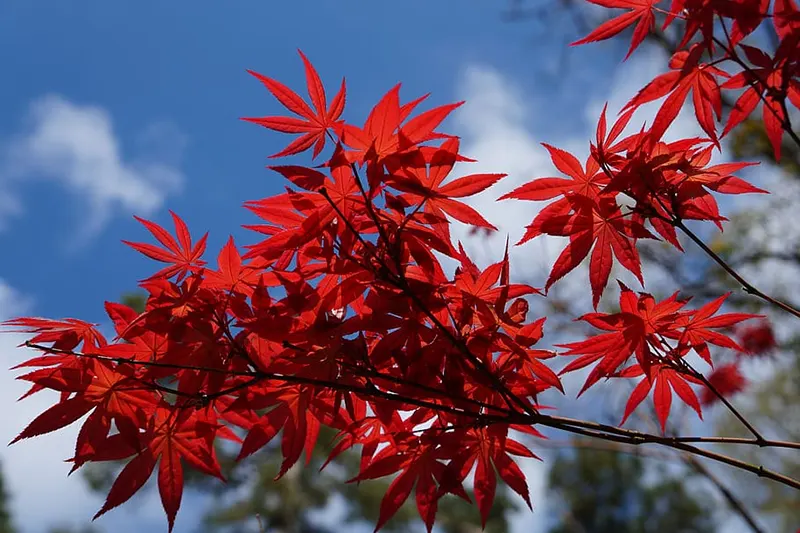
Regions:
[[546, 442, 716, 533], [120, 293, 147, 314], [729, 117, 800, 177], [0, 462, 15, 533], [717, 351, 800, 531], [47, 526, 99, 533]]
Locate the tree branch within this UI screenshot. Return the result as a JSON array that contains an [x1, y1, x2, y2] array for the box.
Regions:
[[24, 341, 800, 492]]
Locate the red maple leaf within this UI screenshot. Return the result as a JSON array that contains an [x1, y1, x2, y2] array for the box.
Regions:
[[338, 85, 462, 163], [623, 44, 729, 144], [243, 50, 346, 158], [526, 195, 653, 308], [671, 292, 758, 364], [700, 363, 747, 406], [500, 143, 608, 208], [3, 317, 105, 352], [620, 363, 703, 431], [721, 43, 800, 160], [572, 0, 657, 59], [560, 284, 755, 393], [203, 236, 262, 295], [386, 138, 506, 232], [439, 425, 535, 528], [94, 406, 224, 532], [122, 211, 207, 282]]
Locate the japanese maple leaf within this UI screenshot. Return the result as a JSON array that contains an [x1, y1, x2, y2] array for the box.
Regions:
[[123, 211, 207, 282], [10, 395, 96, 444], [726, 0, 771, 45], [204, 236, 261, 295], [83, 361, 154, 419], [499, 143, 608, 206], [94, 406, 224, 532], [243, 149, 362, 261], [620, 363, 703, 431], [386, 138, 505, 231], [439, 425, 534, 528], [236, 384, 320, 478], [102, 301, 170, 364], [528, 195, 653, 308], [243, 50, 346, 158], [623, 45, 729, 144], [665, 0, 718, 48], [494, 317, 564, 394], [591, 103, 637, 168], [671, 293, 758, 364], [559, 284, 687, 391], [338, 85, 462, 163], [352, 435, 455, 533], [721, 43, 800, 160], [670, 145, 765, 195], [2, 317, 106, 352], [773, 0, 800, 39], [700, 363, 747, 405], [243, 190, 333, 261], [572, 0, 657, 59], [452, 256, 540, 324], [502, 143, 614, 246], [12, 358, 153, 441]]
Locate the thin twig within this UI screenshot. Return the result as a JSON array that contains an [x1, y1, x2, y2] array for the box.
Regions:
[[672, 217, 800, 319], [635, 394, 767, 533]]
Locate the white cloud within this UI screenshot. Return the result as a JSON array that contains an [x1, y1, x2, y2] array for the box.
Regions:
[[0, 95, 184, 245], [508, 455, 549, 533], [451, 66, 573, 281]]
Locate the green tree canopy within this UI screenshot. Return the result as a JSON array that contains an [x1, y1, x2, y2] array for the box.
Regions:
[[546, 442, 717, 533], [0, 462, 15, 533]]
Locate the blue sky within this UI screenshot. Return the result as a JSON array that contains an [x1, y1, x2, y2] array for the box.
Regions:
[[0, 1, 772, 533], [0, 0, 609, 319]]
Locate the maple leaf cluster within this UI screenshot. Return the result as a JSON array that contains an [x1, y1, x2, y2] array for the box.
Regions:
[[5, 58, 550, 532], [559, 286, 756, 428], [4, 0, 799, 530]]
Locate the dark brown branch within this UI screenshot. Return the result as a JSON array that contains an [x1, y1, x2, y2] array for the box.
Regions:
[[23, 341, 800, 491], [686, 455, 768, 533]]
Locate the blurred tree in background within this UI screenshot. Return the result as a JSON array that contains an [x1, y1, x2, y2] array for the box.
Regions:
[[545, 441, 717, 533], [714, 350, 800, 531], [47, 527, 98, 533], [0, 462, 15, 533]]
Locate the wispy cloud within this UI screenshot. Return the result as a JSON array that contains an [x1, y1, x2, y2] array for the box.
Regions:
[[451, 64, 592, 312], [0, 95, 184, 246]]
